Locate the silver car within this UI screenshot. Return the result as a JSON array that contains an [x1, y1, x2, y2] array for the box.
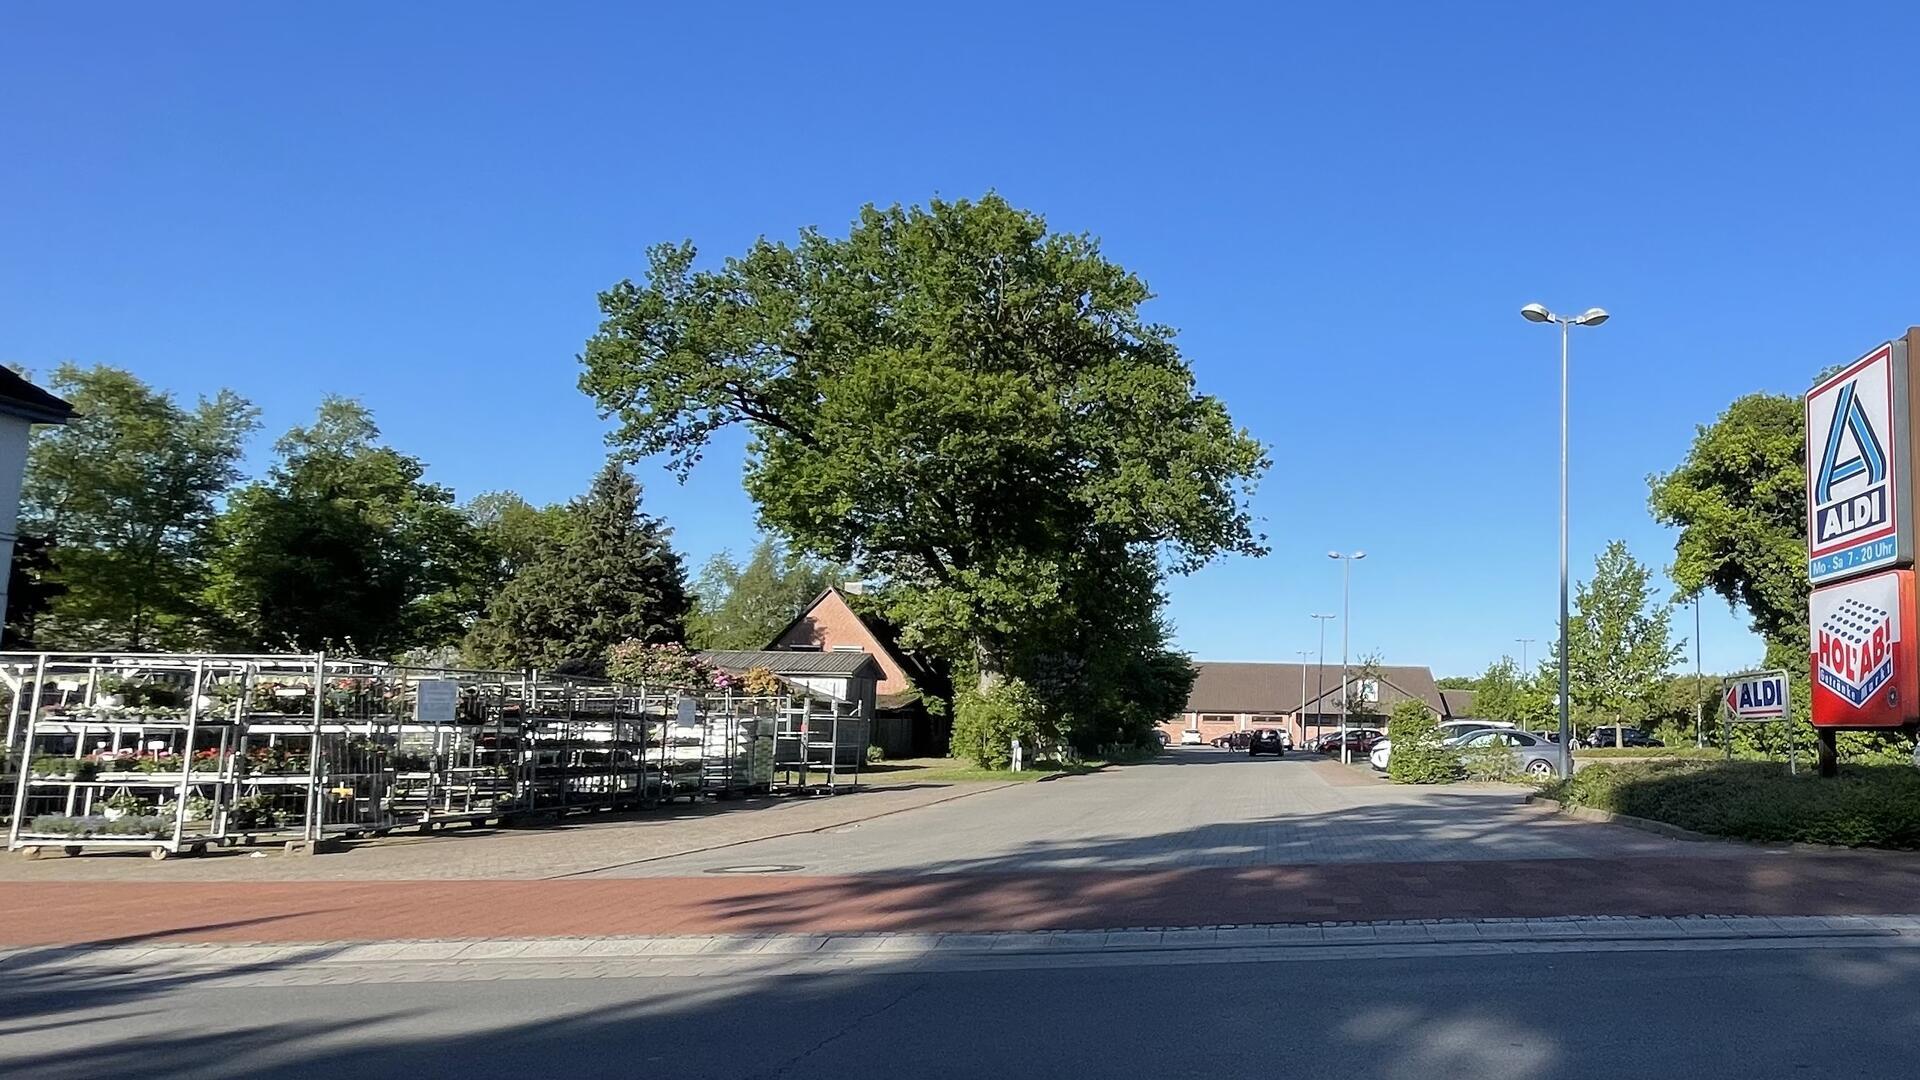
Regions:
[[1445, 728, 1566, 779]]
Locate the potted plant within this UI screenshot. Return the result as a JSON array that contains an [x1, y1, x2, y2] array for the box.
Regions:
[[102, 790, 146, 820]]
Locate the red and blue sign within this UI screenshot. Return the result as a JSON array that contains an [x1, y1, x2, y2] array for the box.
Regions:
[[1810, 568, 1918, 728], [1723, 672, 1789, 721]]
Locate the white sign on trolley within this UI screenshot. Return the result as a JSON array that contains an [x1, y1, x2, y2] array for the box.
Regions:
[[1806, 337, 1915, 584]]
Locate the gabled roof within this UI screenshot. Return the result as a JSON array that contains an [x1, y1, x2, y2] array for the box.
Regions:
[[766, 586, 949, 691], [0, 369, 75, 425], [1185, 661, 1446, 715], [700, 649, 884, 681], [1440, 688, 1478, 720]]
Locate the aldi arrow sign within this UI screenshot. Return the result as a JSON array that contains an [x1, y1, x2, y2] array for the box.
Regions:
[[1722, 671, 1789, 723]]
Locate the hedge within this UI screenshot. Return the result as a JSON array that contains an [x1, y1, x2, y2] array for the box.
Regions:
[[1542, 760, 1920, 848]]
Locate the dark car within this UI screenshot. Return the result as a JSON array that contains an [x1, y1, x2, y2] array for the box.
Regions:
[[1318, 728, 1383, 755], [1247, 728, 1286, 757], [1212, 731, 1254, 750], [1584, 726, 1663, 748]]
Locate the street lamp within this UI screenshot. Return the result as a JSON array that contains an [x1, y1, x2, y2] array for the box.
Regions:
[[1296, 650, 1311, 748], [1311, 613, 1336, 744], [1521, 302, 1609, 777], [1515, 638, 1535, 672], [1328, 551, 1366, 763]]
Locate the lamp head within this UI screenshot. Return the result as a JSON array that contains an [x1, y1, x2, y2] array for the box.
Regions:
[[1574, 307, 1610, 326], [1520, 303, 1553, 324]]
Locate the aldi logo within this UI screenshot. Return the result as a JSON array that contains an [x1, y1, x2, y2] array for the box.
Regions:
[[1723, 672, 1788, 721], [1806, 339, 1911, 585], [1810, 568, 1918, 729]]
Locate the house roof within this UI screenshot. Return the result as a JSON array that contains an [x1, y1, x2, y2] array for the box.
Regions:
[[1185, 661, 1446, 716], [766, 586, 951, 695], [1440, 688, 1478, 720], [0, 369, 75, 425], [700, 649, 884, 681]]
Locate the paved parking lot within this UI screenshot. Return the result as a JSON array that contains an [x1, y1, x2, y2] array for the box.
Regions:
[[6, 747, 1920, 944], [589, 748, 1700, 877]]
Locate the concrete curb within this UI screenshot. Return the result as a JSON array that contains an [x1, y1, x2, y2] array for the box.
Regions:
[[6, 914, 1915, 974], [1527, 796, 1726, 843]]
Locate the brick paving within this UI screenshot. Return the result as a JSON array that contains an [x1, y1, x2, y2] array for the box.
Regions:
[[4, 853, 1920, 945], [4, 750, 1918, 945]]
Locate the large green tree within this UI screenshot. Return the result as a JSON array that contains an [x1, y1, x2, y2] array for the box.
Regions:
[[577, 194, 1268, 687], [466, 491, 575, 589], [206, 398, 487, 655], [687, 537, 843, 650], [465, 461, 690, 672], [1647, 393, 1806, 654], [21, 364, 257, 648], [1561, 540, 1685, 741]]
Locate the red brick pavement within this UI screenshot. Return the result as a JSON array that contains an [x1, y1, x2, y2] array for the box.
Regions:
[[6, 852, 1920, 945]]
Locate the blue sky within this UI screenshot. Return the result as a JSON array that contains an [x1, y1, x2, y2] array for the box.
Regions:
[[5, 2, 1917, 677]]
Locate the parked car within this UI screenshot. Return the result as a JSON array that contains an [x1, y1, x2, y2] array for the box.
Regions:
[[1583, 726, 1663, 749], [1369, 720, 1514, 771], [1153, 729, 1171, 747], [1211, 731, 1254, 750], [1318, 728, 1384, 756], [1178, 729, 1204, 746], [1247, 728, 1286, 757], [1448, 728, 1566, 778]]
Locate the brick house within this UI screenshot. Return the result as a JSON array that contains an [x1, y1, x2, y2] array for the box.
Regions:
[[1159, 661, 1458, 746], [767, 586, 952, 757]]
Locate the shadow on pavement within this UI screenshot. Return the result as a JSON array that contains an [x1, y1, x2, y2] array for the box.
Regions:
[[3, 939, 1917, 1079]]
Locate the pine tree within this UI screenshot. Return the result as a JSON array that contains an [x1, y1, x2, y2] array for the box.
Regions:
[[465, 462, 690, 672]]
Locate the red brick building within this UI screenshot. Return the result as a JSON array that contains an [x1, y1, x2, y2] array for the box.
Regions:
[[1160, 661, 1457, 746], [768, 587, 952, 756]]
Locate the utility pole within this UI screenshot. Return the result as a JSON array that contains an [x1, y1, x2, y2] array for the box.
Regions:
[[1515, 638, 1534, 673], [1694, 594, 1705, 748], [1328, 552, 1366, 763], [1295, 650, 1310, 748], [1311, 614, 1335, 745]]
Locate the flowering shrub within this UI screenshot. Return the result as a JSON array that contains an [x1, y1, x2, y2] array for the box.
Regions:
[[739, 667, 785, 697], [606, 641, 739, 693]]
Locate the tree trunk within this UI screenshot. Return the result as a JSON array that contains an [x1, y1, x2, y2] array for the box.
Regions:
[[974, 638, 1003, 694]]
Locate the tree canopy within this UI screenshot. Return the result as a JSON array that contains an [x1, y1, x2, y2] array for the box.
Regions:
[[578, 194, 1268, 694], [21, 364, 257, 649], [687, 537, 843, 651], [205, 398, 487, 655], [1647, 392, 1806, 653], [1561, 540, 1685, 734], [465, 461, 690, 672]]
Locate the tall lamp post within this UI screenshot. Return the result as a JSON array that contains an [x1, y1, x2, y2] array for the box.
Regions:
[[1515, 638, 1535, 672], [1311, 613, 1336, 744], [1295, 650, 1311, 747], [1521, 302, 1609, 777], [1328, 552, 1366, 763]]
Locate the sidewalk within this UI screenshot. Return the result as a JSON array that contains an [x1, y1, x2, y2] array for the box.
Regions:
[[7, 850, 1920, 946]]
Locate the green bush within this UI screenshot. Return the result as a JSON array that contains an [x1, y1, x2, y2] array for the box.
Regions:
[[1460, 742, 1520, 783], [950, 679, 1048, 770], [1386, 702, 1456, 784], [1543, 760, 1920, 848], [865, 744, 885, 765]]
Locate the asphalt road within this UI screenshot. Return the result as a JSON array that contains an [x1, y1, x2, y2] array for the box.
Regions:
[[6, 942, 1917, 1079]]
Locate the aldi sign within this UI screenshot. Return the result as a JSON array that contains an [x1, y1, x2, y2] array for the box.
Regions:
[[1807, 337, 1916, 584], [1722, 671, 1789, 722], [1810, 568, 1918, 728]]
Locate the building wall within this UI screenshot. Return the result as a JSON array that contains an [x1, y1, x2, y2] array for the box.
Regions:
[[0, 415, 32, 630], [1158, 711, 1307, 744], [771, 590, 913, 696]]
